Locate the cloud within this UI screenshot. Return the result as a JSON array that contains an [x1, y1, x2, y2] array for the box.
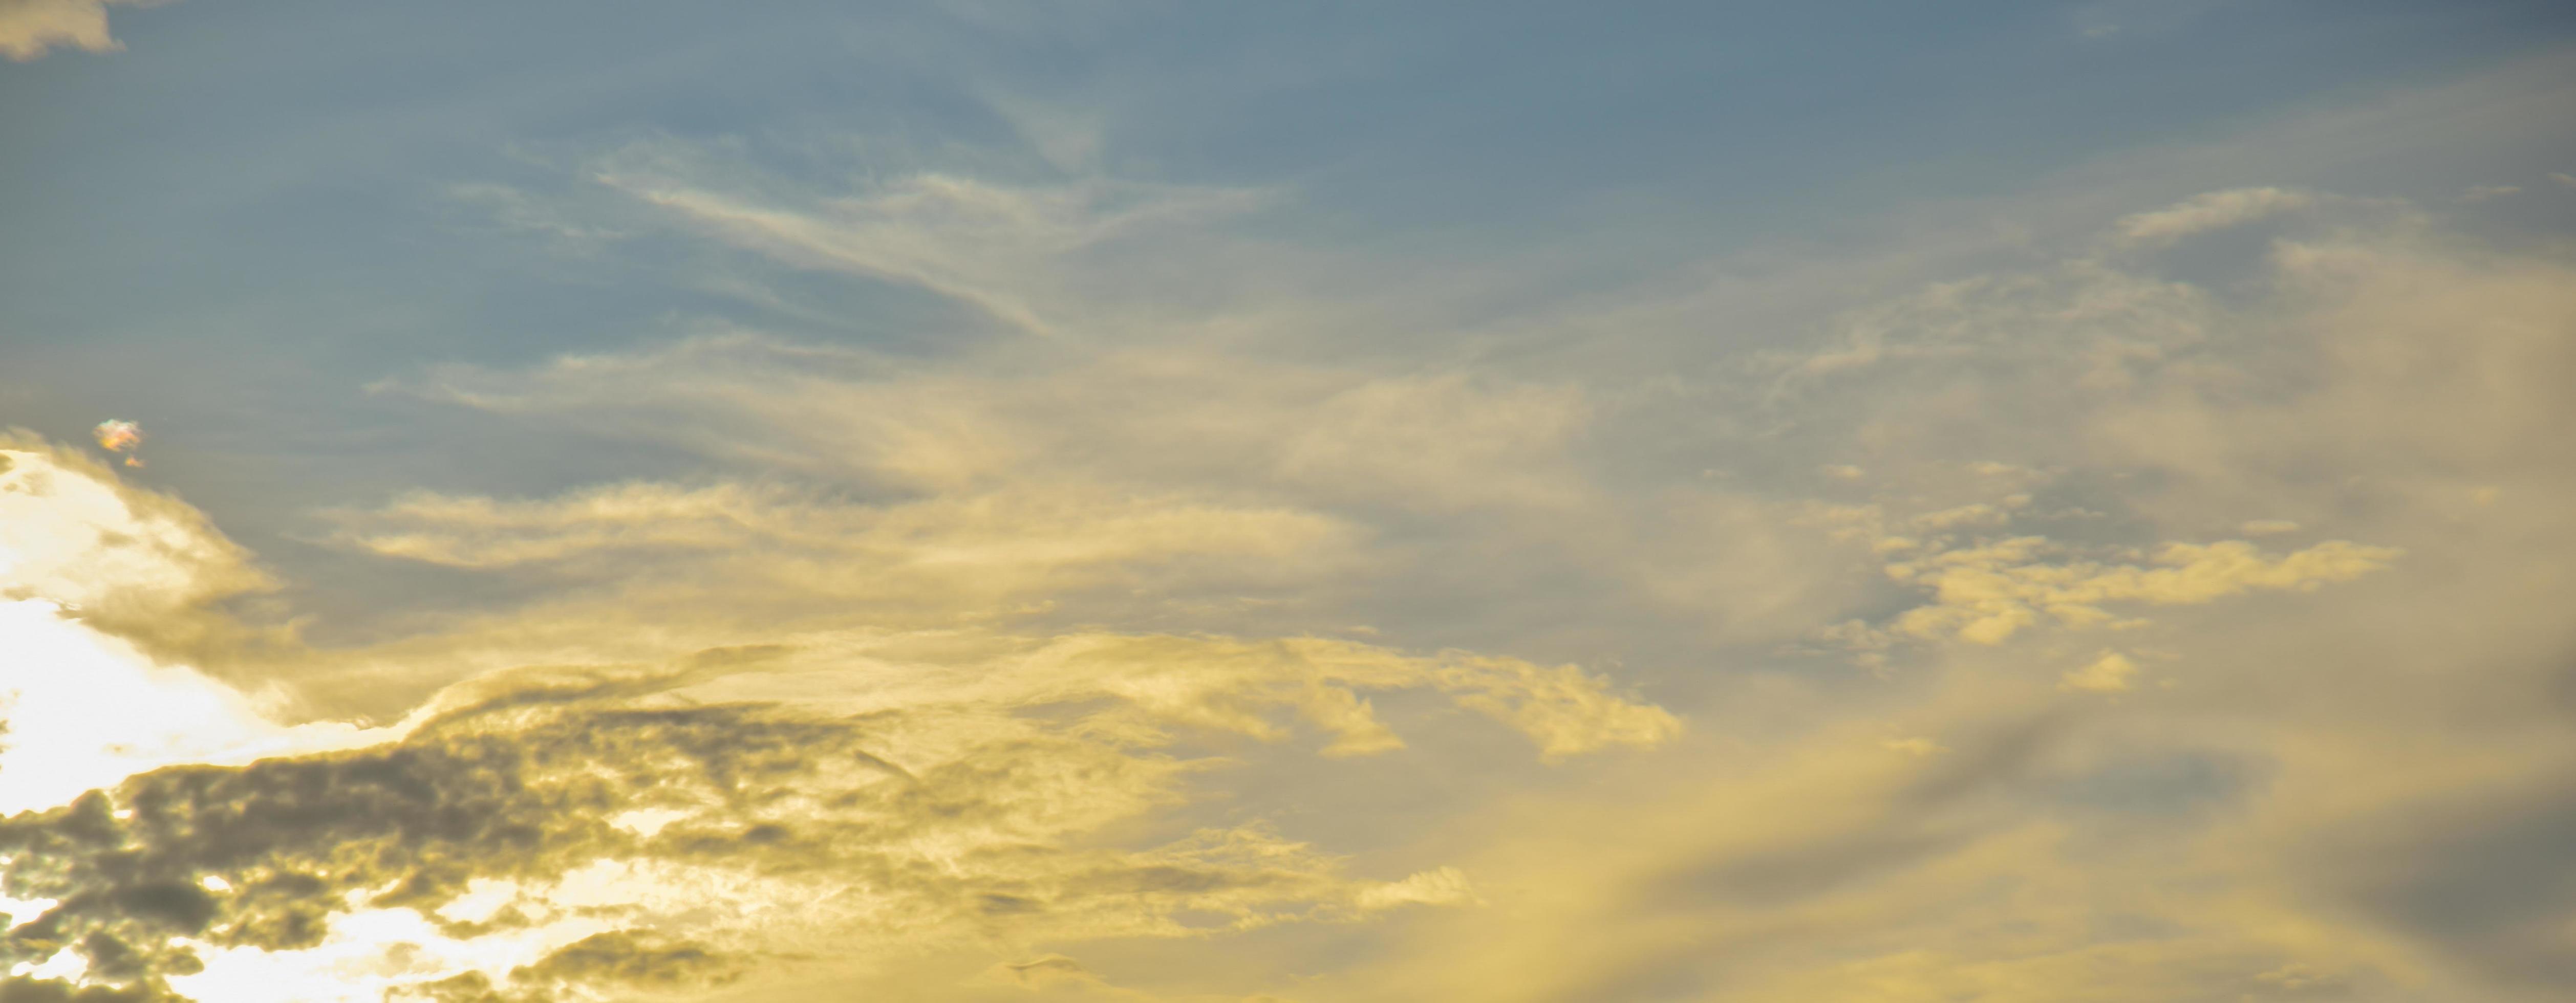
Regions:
[[325, 479, 1357, 612], [1797, 495, 2398, 653], [1260, 193, 2576, 1002], [383, 332, 1592, 513], [0, 599, 382, 815], [0, 642, 1660, 1000], [1883, 535, 2398, 645], [2058, 650, 2140, 692], [1355, 866, 1477, 911], [439, 184, 630, 257], [2112, 186, 2312, 245], [976, 954, 1121, 994], [0, 442, 263, 618], [0, 440, 300, 675], [1, 699, 871, 999], [0, 428, 1687, 1000], [590, 151, 1271, 338], [0, 0, 168, 61], [1276, 373, 1592, 510], [92, 420, 143, 467], [393, 931, 739, 1002], [14, 111, 2576, 1002]]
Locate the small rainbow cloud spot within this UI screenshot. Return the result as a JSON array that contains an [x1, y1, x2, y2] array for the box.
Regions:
[[93, 419, 145, 467]]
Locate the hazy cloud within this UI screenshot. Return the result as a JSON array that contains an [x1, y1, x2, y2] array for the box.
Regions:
[[2113, 186, 2313, 245], [0, 0, 169, 61]]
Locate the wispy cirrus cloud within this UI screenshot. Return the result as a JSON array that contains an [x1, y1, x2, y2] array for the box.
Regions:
[[590, 154, 1273, 339]]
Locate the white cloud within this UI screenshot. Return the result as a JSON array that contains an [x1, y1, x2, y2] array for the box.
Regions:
[[0, 447, 390, 812], [0, 443, 261, 613], [0, 599, 382, 814]]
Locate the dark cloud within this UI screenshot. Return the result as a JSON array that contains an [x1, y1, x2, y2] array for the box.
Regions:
[[0, 975, 177, 1003], [387, 930, 742, 1001], [516, 930, 735, 986], [0, 686, 881, 999], [0, 648, 1439, 999]]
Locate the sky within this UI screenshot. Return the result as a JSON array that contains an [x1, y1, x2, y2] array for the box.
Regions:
[[3, 1, 2576, 1000]]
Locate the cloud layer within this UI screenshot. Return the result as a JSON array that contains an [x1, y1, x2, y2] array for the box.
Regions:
[[6, 96, 2576, 1001]]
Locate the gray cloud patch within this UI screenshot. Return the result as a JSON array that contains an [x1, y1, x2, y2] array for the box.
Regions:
[[0, 975, 174, 1002], [0, 649, 1493, 1000], [0, 699, 834, 998], [391, 932, 739, 1002], [2321, 770, 2576, 991]]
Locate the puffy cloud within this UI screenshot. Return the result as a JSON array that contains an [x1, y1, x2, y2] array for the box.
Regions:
[[0, 443, 266, 623]]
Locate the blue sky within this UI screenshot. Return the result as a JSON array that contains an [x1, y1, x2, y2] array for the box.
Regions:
[[5, 3, 2576, 1001]]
